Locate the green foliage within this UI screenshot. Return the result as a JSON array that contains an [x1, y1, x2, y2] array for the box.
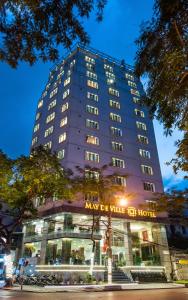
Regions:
[[0, 0, 107, 67]]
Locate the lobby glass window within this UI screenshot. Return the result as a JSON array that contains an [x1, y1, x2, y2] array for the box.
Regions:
[[141, 165, 153, 175], [139, 149, 151, 159], [133, 97, 140, 103], [138, 135, 148, 144], [36, 112, 41, 121], [63, 89, 70, 99], [62, 102, 69, 112], [110, 126, 122, 136], [85, 56, 95, 64], [143, 182, 155, 192], [44, 141, 52, 149], [112, 157, 125, 168], [110, 113, 121, 123], [130, 89, 140, 96], [86, 119, 99, 130], [112, 141, 123, 151], [87, 71, 97, 80], [114, 176, 126, 186], [86, 105, 98, 115], [85, 169, 99, 180], [38, 100, 43, 108], [87, 92, 98, 102], [87, 80, 98, 89], [136, 121, 147, 130], [32, 137, 38, 146], [109, 88, 119, 97], [64, 77, 71, 87], [46, 112, 55, 123], [135, 109, 145, 118], [48, 99, 57, 110], [59, 132, 67, 143], [44, 126, 53, 137], [109, 100, 120, 109], [60, 116, 68, 127], [34, 123, 39, 133], [57, 149, 65, 160], [86, 135, 99, 145], [85, 151, 99, 163], [125, 73, 134, 81], [50, 87, 58, 98], [128, 81, 137, 88], [104, 64, 113, 72]]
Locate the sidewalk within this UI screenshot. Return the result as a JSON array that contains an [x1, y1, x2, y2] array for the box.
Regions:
[[4, 282, 186, 293]]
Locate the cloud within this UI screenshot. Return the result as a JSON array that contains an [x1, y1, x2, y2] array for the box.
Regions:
[[163, 175, 188, 192]]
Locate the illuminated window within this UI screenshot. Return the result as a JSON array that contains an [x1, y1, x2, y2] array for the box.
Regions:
[[34, 124, 39, 132], [36, 112, 41, 121], [110, 113, 121, 122], [62, 102, 69, 112], [104, 64, 113, 72], [106, 71, 115, 79], [136, 121, 147, 130], [57, 70, 64, 80], [86, 119, 99, 130], [60, 116, 68, 127], [38, 100, 43, 108], [67, 69, 71, 77], [114, 176, 126, 186], [46, 83, 51, 90], [57, 149, 65, 159], [112, 141, 123, 151], [109, 88, 119, 97], [107, 78, 115, 85], [44, 126, 53, 137], [109, 100, 120, 109], [86, 63, 94, 71], [53, 82, 57, 88], [112, 157, 125, 168], [48, 99, 56, 110], [85, 192, 99, 202], [32, 137, 38, 146], [110, 126, 122, 136], [135, 109, 145, 117], [128, 81, 137, 88], [86, 135, 99, 145], [63, 89, 70, 99], [46, 112, 55, 123], [130, 89, 140, 96], [42, 90, 47, 98], [50, 87, 58, 98], [125, 73, 134, 81], [87, 71, 97, 80], [138, 135, 148, 144], [87, 80, 98, 89], [85, 151, 99, 163], [139, 149, 151, 159], [141, 165, 153, 175], [64, 77, 71, 87], [85, 169, 99, 180], [70, 59, 76, 68], [59, 132, 66, 143], [133, 97, 140, 103], [44, 141, 52, 149], [143, 182, 155, 192], [85, 56, 95, 64], [87, 92, 98, 102], [86, 105, 98, 115]]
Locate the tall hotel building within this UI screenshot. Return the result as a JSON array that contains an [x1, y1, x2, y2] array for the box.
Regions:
[[23, 45, 171, 280]]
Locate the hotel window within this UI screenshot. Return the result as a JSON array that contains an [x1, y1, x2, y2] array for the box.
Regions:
[[34, 124, 39, 133], [143, 182, 155, 192], [86, 135, 99, 145], [70, 59, 76, 68], [85, 151, 99, 163], [104, 64, 113, 72], [125, 73, 134, 81], [138, 135, 148, 144], [86, 63, 94, 71], [38, 100, 43, 108], [44, 126, 53, 137], [85, 56, 95, 64], [136, 121, 147, 130], [112, 157, 125, 168], [36, 112, 41, 121], [107, 78, 115, 85], [50, 87, 58, 98], [86, 105, 98, 115], [85, 169, 99, 180], [110, 126, 122, 136], [60, 116, 68, 127], [32, 137, 38, 146], [63, 89, 70, 99], [141, 165, 153, 175], [67, 69, 71, 77], [42, 90, 47, 98], [128, 81, 137, 88], [109, 100, 120, 109], [110, 113, 121, 122], [87, 80, 98, 89], [86, 119, 99, 130], [46, 83, 51, 90], [46, 112, 55, 123], [112, 141, 123, 151], [48, 99, 57, 110], [109, 88, 119, 97], [64, 77, 71, 86], [87, 71, 97, 80], [53, 82, 57, 88], [44, 141, 52, 149], [57, 149, 65, 159], [133, 97, 140, 103], [130, 89, 140, 96], [62, 102, 69, 112], [114, 176, 126, 186], [146, 200, 157, 210], [59, 132, 67, 143], [87, 92, 98, 102], [106, 71, 115, 79], [139, 149, 151, 159], [57, 70, 64, 80], [85, 192, 99, 202], [135, 109, 145, 118]]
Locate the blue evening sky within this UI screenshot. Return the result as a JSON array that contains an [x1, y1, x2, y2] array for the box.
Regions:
[[0, 0, 187, 190]]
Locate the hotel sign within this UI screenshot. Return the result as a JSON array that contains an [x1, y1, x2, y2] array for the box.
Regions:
[[85, 202, 156, 218]]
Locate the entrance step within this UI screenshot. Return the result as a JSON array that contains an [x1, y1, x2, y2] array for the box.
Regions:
[[104, 268, 131, 283]]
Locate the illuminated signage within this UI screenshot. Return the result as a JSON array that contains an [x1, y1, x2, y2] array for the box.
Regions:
[[178, 260, 188, 265], [85, 202, 156, 218]]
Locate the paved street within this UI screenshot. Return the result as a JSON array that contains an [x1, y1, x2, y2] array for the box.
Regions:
[[0, 289, 188, 300]]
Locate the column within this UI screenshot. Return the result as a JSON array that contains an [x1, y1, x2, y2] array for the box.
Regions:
[[39, 220, 48, 264], [123, 221, 133, 265]]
